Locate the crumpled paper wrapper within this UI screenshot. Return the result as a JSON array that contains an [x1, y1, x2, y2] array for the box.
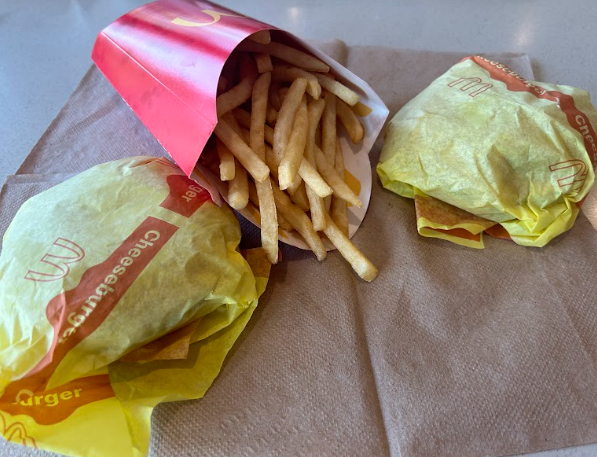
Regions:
[[3, 42, 597, 457], [0, 157, 274, 457], [0, 157, 257, 389], [377, 55, 597, 248]]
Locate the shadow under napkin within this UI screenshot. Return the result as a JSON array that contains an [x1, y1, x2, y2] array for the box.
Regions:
[[2, 42, 597, 457]]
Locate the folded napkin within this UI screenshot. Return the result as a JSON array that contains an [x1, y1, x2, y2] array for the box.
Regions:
[[2, 42, 597, 457]]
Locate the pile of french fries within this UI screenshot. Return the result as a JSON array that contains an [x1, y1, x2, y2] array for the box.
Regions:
[[212, 30, 377, 282]]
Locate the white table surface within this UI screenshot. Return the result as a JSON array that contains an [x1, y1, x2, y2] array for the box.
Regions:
[[0, 1, 596, 456]]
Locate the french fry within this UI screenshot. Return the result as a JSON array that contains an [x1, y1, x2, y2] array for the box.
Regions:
[[265, 125, 274, 147], [268, 81, 282, 111], [238, 40, 330, 73], [307, 187, 326, 231], [248, 179, 291, 230], [240, 127, 251, 143], [249, 71, 278, 263], [313, 144, 361, 207], [228, 159, 249, 209], [227, 104, 252, 147], [305, 98, 326, 159], [266, 105, 278, 125], [330, 140, 349, 236], [323, 214, 378, 282], [248, 179, 259, 205], [272, 65, 321, 99], [268, 143, 308, 213], [297, 159, 332, 198], [351, 101, 372, 117], [216, 55, 257, 117], [271, 180, 327, 260], [226, 110, 244, 135], [217, 76, 228, 94], [269, 151, 308, 214], [249, 72, 271, 160], [337, 98, 365, 144], [249, 200, 294, 232], [324, 195, 332, 213], [321, 92, 337, 165], [219, 52, 240, 92], [249, 30, 271, 45], [255, 178, 278, 263], [227, 113, 251, 146], [234, 108, 275, 145], [248, 180, 284, 228], [305, 151, 326, 225], [289, 182, 310, 212], [273, 78, 308, 163], [216, 138, 235, 181], [248, 180, 291, 231], [277, 211, 293, 231], [264, 124, 274, 145], [265, 144, 280, 181], [304, 98, 327, 230], [287, 173, 303, 195], [279, 87, 289, 103], [254, 53, 273, 73], [214, 114, 270, 182], [279, 96, 308, 190], [313, 73, 359, 106], [240, 53, 259, 85], [233, 107, 251, 127], [216, 76, 253, 117]]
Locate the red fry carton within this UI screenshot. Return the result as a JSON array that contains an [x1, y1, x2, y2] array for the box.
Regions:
[[92, 0, 389, 248]]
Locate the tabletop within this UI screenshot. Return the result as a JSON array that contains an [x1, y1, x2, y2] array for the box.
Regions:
[[1, 1, 596, 456]]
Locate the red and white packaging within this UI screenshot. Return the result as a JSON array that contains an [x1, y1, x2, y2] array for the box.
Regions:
[[92, 0, 389, 249]]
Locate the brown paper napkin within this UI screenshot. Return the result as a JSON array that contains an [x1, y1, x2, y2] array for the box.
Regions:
[[3, 42, 597, 457]]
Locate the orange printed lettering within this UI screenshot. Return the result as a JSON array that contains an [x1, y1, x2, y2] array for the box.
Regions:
[[104, 274, 118, 285], [67, 313, 85, 327], [121, 257, 133, 267], [95, 284, 114, 296], [44, 393, 59, 407], [135, 239, 154, 249], [60, 391, 72, 400], [145, 230, 160, 242]]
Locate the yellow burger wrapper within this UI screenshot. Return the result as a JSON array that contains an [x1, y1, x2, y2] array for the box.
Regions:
[[377, 56, 597, 248], [0, 156, 271, 456]]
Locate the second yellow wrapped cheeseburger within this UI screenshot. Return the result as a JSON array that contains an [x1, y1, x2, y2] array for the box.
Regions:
[[378, 56, 597, 248]]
